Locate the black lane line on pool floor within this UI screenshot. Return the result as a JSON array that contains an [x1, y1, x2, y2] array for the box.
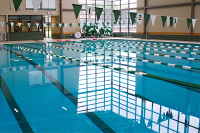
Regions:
[[3, 46, 116, 133], [0, 75, 34, 133]]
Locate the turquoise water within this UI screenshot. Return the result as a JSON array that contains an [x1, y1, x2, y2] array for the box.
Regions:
[[0, 39, 200, 133]]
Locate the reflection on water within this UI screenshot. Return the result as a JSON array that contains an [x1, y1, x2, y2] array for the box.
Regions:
[[1, 41, 200, 133]]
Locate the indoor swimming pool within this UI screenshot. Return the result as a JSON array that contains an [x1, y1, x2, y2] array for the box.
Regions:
[[1, 39, 200, 133]]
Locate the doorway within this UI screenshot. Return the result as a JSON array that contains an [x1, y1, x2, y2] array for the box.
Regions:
[[44, 16, 52, 38]]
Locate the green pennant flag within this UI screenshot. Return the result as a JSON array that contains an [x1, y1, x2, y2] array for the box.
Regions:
[[39, 23, 42, 28], [7, 22, 10, 26], [56, 24, 59, 28], [72, 4, 82, 19], [31, 23, 34, 27], [24, 23, 27, 27], [144, 14, 150, 26], [130, 12, 137, 25], [119, 21, 121, 24], [114, 22, 117, 25], [14, 23, 17, 27], [102, 22, 105, 26], [161, 16, 167, 27], [12, 0, 22, 11], [78, 23, 80, 27], [113, 10, 121, 23], [69, 23, 72, 27], [62, 24, 64, 27], [95, 7, 103, 21], [170, 17, 173, 27], [107, 22, 109, 25], [187, 18, 192, 29]]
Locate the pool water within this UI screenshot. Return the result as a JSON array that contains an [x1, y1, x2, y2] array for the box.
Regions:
[[0, 39, 200, 133]]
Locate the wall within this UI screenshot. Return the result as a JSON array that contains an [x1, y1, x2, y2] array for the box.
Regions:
[[62, 0, 80, 34], [136, 0, 200, 35]]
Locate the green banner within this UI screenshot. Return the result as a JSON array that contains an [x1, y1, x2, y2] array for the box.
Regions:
[[170, 17, 173, 27], [130, 12, 137, 25], [161, 16, 167, 27], [69, 23, 72, 27], [56, 24, 59, 28], [7, 22, 10, 26], [102, 22, 105, 26], [107, 22, 109, 25], [24, 23, 27, 27], [95, 7, 103, 21], [62, 24, 64, 27], [12, 0, 22, 11], [72, 4, 82, 19], [14, 23, 17, 27], [31, 23, 34, 27], [144, 14, 150, 26], [113, 10, 121, 23], [39, 23, 42, 28], [187, 18, 192, 29], [78, 23, 80, 27]]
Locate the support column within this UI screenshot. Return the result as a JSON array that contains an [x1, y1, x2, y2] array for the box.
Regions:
[[143, 0, 147, 34], [60, 0, 63, 34], [111, 0, 113, 31], [190, 0, 195, 35]]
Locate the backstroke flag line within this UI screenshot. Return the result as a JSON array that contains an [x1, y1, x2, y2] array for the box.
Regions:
[[105, 9, 112, 21], [31, 0, 42, 14], [86, 6, 95, 21], [72, 4, 82, 19], [12, 0, 22, 11], [192, 19, 196, 29], [174, 17, 178, 28], [150, 15, 156, 26], [121, 11, 128, 23], [167, 16, 170, 27], [137, 13, 144, 25]]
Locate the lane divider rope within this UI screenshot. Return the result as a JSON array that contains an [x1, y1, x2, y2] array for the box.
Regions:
[[5, 44, 200, 90], [14, 44, 200, 71]]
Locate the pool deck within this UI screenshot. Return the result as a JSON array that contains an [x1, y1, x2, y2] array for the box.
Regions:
[[1, 37, 200, 45]]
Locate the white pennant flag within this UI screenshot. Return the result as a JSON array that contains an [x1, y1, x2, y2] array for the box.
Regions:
[[137, 13, 144, 25], [121, 11, 128, 23], [18, 23, 21, 28], [11, 22, 14, 27], [31, 0, 42, 14], [1, 22, 4, 27], [105, 9, 112, 21], [52, 24, 55, 28], [150, 15, 156, 26], [192, 19, 196, 29], [36, 23, 39, 28], [65, 23, 68, 27], [174, 17, 178, 28], [167, 16, 170, 27], [86, 6, 95, 20], [59, 23, 62, 28], [43, 23, 47, 27], [73, 23, 76, 27], [27, 23, 31, 28]]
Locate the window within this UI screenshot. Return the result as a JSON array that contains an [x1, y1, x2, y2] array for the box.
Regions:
[[78, 0, 137, 33], [8, 15, 43, 33], [26, 0, 56, 10]]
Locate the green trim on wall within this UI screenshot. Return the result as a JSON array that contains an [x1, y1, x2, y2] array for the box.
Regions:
[[113, 33, 200, 42], [7, 32, 43, 41]]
